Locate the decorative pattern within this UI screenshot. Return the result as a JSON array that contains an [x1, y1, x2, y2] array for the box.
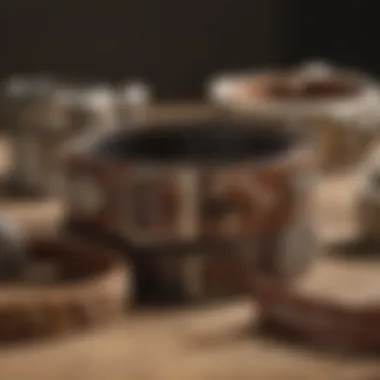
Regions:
[[202, 168, 277, 238], [63, 127, 312, 302], [125, 168, 186, 245]]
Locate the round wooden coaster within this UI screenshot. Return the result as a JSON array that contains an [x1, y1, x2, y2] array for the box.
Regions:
[[0, 236, 131, 342]]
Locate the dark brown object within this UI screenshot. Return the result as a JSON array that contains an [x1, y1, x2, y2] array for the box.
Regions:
[[63, 119, 313, 303], [0, 237, 130, 342], [253, 272, 380, 354], [242, 70, 363, 101]]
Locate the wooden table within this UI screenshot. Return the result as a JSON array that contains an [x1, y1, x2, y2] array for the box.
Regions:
[[0, 105, 379, 380]]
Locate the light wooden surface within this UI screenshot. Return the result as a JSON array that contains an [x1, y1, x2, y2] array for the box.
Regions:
[[0, 114, 379, 380]]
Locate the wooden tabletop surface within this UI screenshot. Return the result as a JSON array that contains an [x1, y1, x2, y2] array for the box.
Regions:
[[0, 105, 379, 380]]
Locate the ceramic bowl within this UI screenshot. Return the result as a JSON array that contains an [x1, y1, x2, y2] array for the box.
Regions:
[[63, 118, 314, 302], [208, 62, 380, 172]]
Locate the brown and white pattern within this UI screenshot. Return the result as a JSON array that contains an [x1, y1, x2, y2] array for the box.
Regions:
[[65, 159, 304, 245], [124, 167, 199, 245], [208, 62, 380, 173], [63, 125, 313, 302]]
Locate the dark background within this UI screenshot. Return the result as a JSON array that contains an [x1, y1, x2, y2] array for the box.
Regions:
[[1, 0, 379, 99]]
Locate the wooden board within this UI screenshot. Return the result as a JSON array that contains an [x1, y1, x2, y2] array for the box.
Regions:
[[0, 107, 379, 380], [1, 301, 380, 380]]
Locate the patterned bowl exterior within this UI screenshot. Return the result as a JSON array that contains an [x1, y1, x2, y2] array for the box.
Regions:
[[63, 123, 314, 302], [356, 142, 380, 243]]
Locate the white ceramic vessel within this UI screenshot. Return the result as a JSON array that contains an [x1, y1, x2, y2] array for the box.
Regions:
[[208, 61, 380, 172]]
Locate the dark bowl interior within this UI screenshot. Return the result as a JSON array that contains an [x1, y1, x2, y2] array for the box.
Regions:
[[93, 120, 299, 163], [245, 71, 363, 101], [269, 79, 361, 100]]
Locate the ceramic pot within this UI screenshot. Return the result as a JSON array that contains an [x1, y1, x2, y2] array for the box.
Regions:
[[63, 118, 314, 303], [208, 62, 380, 172]]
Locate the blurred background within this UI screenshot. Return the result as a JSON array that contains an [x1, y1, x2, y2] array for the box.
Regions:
[[1, 2, 380, 379], [2, 0, 378, 99]]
